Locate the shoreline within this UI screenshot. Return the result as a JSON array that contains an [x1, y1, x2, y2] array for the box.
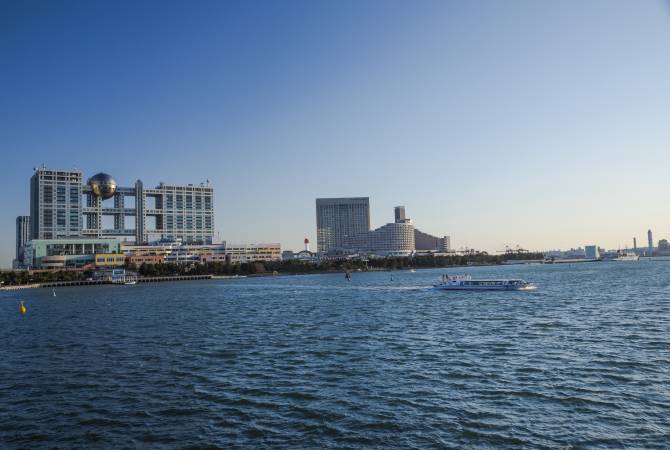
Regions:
[[1, 262, 549, 291]]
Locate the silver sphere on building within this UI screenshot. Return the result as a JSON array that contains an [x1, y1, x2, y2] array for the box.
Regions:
[[88, 172, 117, 199]]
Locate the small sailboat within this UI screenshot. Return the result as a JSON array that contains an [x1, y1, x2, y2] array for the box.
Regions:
[[345, 271, 352, 281], [52, 288, 56, 297], [19, 301, 27, 315]]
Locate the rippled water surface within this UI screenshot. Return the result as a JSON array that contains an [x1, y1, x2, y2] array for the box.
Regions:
[[2, 263, 670, 448]]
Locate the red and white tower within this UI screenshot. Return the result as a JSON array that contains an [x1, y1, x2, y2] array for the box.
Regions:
[[304, 238, 310, 252]]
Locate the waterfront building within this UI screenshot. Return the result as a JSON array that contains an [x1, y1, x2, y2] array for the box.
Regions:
[[282, 239, 319, 262], [223, 243, 281, 263], [585, 245, 600, 259], [648, 229, 654, 256], [316, 197, 370, 253], [121, 242, 226, 257], [127, 254, 166, 266], [30, 168, 83, 240], [30, 167, 214, 245], [122, 241, 280, 265], [14, 215, 30, 268], [25, 238, 121, 268], [94, 253, 126, 268]]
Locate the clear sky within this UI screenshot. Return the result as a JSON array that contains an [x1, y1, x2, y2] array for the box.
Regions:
[[1, 0, 669, 266]]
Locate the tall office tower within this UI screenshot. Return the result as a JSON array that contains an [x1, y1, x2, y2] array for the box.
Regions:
[[316, 197, 370, 253], [648, 229, 653, 256], [15, 216, 30, 264], [394, 206, 406, 223], [633, 237, 637, 250], [30, 168, 83, 239]]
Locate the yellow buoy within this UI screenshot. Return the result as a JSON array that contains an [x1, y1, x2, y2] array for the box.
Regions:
[[19, 301, 27, 315]]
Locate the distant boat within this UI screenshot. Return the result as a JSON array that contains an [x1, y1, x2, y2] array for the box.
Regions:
[[124, 280, 137, 285], [345, 272, 352, 281], [613, 251, 639, 261], [52, 288, 56, 297]]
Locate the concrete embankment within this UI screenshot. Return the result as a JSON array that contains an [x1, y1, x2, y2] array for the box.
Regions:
[[1, 275, 215, 291]]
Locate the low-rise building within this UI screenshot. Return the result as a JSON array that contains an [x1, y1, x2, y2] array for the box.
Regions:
[[224, 244, 281, 263], [95, 253, 126, 268], [121, 241, 280, 265], [127, 254, 166, 265], [25, 238, 121, 268]]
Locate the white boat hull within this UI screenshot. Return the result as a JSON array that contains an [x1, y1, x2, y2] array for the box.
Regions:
[[434, 284, 534, 291]]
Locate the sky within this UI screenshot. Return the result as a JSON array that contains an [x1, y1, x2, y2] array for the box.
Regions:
[[1, 0, 670, 266]]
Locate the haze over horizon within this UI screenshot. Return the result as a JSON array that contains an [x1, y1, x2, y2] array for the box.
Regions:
[[2, 1, 669, 267]]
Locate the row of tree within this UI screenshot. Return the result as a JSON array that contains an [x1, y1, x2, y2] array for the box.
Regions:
[[132, 252, 544, 277]]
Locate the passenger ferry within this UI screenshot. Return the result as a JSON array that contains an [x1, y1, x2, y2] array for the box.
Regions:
[[434, 274, 534, 291]]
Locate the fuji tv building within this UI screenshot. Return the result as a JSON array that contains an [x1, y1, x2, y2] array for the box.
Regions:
[[25, 167, 215, 268], [30, 167, 214, 244]]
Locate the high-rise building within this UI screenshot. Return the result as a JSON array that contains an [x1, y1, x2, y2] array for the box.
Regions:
[[14, 216, 30, 268], [633, 237, 637, 250], [394, 206, 407, 223], [316, 197, 370, 253], [30, 168, 83, 240], [648, 229, 654, 256], [30, 168, 214, 245]]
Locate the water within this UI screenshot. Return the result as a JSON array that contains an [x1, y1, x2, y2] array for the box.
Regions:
[[1, 262, 670, 448]]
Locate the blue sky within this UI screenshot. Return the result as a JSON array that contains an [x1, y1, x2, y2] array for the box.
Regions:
[[1, 1, 669, 266]]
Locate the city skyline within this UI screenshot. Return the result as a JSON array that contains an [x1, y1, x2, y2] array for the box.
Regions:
[[2, 2, 670, 266]]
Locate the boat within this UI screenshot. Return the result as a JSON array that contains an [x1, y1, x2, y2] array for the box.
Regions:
[[123, 280, 137, 285], [612, 251, 639, 261], [434, 274, 534, 291]]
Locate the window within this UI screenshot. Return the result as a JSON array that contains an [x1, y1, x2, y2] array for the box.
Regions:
[[43, 186, 53, 203], [57, 186, 66, 203], [70, 187, 79, 204]]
